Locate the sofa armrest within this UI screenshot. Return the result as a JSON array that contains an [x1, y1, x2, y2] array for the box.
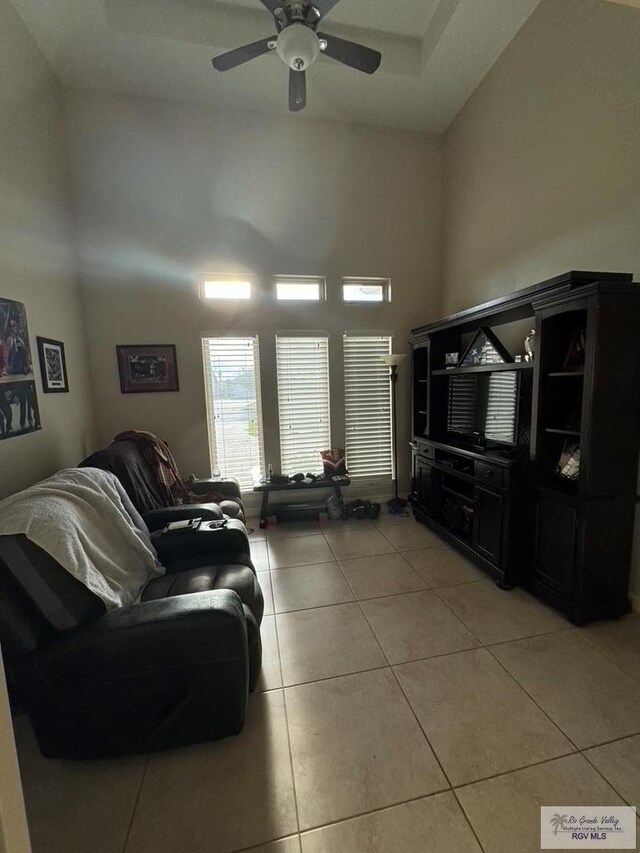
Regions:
[[143, 503, 224, 531], [150, 519, 250, 566], [38, 590, 248, 689], [191, 478, 242, 500]]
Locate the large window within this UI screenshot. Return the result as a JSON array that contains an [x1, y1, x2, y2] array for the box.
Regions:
[[276, 335, 330, 475], [343, 334, 393, 478], [201, 336, 265, 488]]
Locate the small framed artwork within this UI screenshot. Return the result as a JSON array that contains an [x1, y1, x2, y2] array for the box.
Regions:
[[556, 440, 580, 481], [116, 344, 179, 393], [36, 337, 69, 393]]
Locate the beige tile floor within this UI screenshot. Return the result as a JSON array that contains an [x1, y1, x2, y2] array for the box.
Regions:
[[14, 513, 640, 853]]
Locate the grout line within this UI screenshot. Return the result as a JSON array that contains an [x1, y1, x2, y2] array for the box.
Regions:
[[580, 748, 636, 808], [482, 643, 582, 753], [451, 788, 488, 853], [296, 788, 452, 837], [271, 601, 303, 842], [121, 756, 150, 853], [346, 567, 456, 796]]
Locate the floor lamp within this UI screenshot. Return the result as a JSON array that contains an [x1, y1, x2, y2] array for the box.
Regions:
[[381, 353, 407, 513]]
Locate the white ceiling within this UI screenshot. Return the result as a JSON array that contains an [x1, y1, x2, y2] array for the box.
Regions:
[[11, 0, 544, 132]]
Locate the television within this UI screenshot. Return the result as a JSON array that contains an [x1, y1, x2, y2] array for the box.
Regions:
[[447, 371, 520, 446]]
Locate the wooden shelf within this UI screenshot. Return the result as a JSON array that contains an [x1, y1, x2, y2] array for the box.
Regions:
[[544, 428, 581, 436], [441, 484, 474, 503], [432, 362, 534, 376]]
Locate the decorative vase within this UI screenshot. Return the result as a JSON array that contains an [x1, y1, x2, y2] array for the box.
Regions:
[[524, 329, 536, 362]]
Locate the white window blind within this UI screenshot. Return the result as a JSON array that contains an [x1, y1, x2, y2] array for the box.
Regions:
[[276, 335, 330, 475], [201, 336, 265, 489], [343, 334, 393, 477]]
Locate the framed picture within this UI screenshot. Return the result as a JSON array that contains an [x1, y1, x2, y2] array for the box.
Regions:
[[557, 440, 580, 481], [37, 337, 69, 393], [116, 344, 179, 393], [0, 297, 41, 440]]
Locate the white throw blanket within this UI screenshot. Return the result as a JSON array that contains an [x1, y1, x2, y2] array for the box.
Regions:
[[0, 467, 165, 609]]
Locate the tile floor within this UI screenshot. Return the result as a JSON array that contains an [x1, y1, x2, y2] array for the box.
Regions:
[[14, 513, 640, 853]]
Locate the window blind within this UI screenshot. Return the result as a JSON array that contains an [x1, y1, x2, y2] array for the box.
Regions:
[[343, 334, 393, 478], [201, 336, 265, 489], [276, 335, 330, 475]]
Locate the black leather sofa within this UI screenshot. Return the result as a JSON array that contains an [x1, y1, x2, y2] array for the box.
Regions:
[[0, 517, 264, 759]]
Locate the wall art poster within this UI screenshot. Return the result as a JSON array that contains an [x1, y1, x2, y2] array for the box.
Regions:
[[0, 298, 41, 440]]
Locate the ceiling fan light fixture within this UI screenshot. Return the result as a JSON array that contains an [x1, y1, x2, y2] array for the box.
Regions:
[[276, 23, 320, 71]]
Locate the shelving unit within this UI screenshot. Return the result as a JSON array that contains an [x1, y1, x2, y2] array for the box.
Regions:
[[409, 270, 640, 623]]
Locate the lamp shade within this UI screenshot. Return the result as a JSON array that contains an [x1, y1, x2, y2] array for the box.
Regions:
[[380, 353, 407, 367]]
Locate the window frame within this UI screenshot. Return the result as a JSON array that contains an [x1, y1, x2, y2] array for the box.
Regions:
[[199, 274, 255, 301], [273, 275, 326, 303], [343, 332, 394, 481], [341, 277, 391, 304], [275, 332, 331, 476], [201, 333, 266, 490]]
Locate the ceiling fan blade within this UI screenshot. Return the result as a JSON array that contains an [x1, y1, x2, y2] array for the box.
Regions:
[[212, 38, 274, 72], [289, 69, 306, 111], [318, 32, 381, 74], [310, 0, 342, 19], [258, 0, 283, 11]]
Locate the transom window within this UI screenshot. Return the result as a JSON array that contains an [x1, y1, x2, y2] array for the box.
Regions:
[[200, 276, 253, 300], [342, 277, 390, 303], [275, 276, 325, 302]]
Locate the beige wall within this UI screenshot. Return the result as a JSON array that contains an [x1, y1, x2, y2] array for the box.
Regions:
[[0, 0, 95, 501], [64, 91, 442, 494], [441, 0, 640, 595], [0, 653, 30, 853]]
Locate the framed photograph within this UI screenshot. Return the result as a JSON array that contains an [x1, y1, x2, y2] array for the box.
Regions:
[[557, 440, 580, 481], [37, 337, 69, 393], [1, 297, 41, 440], [116, 344, 179, 393]]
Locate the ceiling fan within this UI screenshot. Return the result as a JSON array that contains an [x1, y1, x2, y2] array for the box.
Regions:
[[211, 0, 382, 112]]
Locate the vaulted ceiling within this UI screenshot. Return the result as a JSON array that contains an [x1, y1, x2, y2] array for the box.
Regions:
[[12, 0, 544, 131]]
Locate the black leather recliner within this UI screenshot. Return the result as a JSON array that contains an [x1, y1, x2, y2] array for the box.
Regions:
[[0, 519, 263, 760], [80, 438, 246, 525]]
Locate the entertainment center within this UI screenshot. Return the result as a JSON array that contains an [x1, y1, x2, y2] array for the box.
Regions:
[[409, 270, 640, 623]]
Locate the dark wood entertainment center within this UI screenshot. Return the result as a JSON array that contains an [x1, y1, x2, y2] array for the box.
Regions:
[[409, 270, 640, 624]]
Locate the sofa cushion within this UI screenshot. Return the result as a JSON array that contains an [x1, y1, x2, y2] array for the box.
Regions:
[[141, 564, 264, 623]]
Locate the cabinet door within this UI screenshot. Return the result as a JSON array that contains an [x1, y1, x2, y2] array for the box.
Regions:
[[414, 455, 433, 515], [535, 497, 576, 598], [473, 486, 503, 565]]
